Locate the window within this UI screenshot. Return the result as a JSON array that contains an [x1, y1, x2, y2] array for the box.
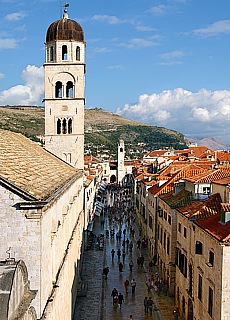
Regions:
[[160, 228, 163, 244], [178, 222, 181, 233], [62, 45, 68, 60], [198, 274, 202, 301], [203, 186, 210, 195], [50, 46, 54, 61], [168, 215, 171, 225], [183, 227, 187, 238], [159, 207, 163, 218], [164, 232, 166, 249], [195, 241, 203, 255], [56, 118, 72, 135], [208, 287, 213, 317], [149, 216, 153, 229], [66, 81, 74, 98], [167, 237, 170, 255], [188, 264, 193, 296], [164, 211, 167, 220], [55, 81, 62, 98], [209, 251, 214, 266], [76, 46, 80, 60]]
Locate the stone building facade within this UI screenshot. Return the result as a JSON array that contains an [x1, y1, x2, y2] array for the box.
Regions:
[[0, 130, 84, 319]]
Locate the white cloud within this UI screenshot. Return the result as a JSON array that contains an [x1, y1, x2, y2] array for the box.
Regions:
[[0, 73, 5, 79], [149, 4, 175, 15], [106, 65, 124, 70], [0, 65, 44, 105], [0, 38, 18, 50], [5, 12, 27, 21], [161, 50, 184, 60], [193, 20, 230, 37], [135, 25, 155, 32], [116, 88, 230, 140], [118, 38, 158, 49], [92, 14, 125, 25]]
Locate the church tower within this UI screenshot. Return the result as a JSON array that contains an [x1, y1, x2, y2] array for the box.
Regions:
[[117, 139, 125, 183], [44, 5, 85, 169]]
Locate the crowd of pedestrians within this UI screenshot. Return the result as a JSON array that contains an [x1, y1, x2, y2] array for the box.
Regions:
[[100, 182, 178, 319]]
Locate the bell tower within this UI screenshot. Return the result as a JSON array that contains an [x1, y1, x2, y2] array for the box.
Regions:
[[117, 139, 125, 183], [43, 5, 85, 169]]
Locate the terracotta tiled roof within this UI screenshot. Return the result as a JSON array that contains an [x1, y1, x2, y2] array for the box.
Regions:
[[212, 177, 230, 185], [144, 150, 167, 158], [178, 193, 222, 219], [0, 130, 80, 201], [186, 169, 230, 183], [195, 213, 230, 242], [216, 151, 230, 162]]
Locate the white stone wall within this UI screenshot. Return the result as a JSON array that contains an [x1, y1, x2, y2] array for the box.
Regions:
[[0, 185, 41, 314], [0, 174, 84, 319]]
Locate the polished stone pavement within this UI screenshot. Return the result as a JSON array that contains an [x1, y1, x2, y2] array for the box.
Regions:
[[74, 194, 177, 320]]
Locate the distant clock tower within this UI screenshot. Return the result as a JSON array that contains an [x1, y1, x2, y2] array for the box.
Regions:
[[117, 139, 125, 183], [43, 6, 85, 169]]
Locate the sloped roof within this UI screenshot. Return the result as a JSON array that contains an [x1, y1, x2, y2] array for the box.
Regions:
[[159, 189, 192, 208], [0, 130, 81, 201], [216, 151, 230, 162], [186, 169, 230, 183], [195, 213, 230, 242], [177, 193, 222, 219]]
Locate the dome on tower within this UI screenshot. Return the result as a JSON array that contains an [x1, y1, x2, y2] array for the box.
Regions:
[[46, 15, 84, 43]]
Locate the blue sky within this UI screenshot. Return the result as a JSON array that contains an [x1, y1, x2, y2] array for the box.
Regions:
[[0, 0, 230, 144]]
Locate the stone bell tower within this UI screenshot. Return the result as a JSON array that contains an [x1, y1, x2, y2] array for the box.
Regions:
[[44, 5, 85, 169], [117, 139, 125, 183]]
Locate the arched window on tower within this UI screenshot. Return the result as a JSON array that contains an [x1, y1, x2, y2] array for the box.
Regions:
[[66, 81, 74, 98], [57, 118, 61, 134], [55, 81, 62, 98], [50, 46, 54, 61], [76, 46, 80, 61], [62, 45, 68, 60], [62, 118, 67, 134], [68, 118, 72, 134], [120, 148, 123, 152]]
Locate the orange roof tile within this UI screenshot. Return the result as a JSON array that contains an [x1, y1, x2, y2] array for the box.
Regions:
[[195, 213, 230, 242], [186, 169, 230, 183]]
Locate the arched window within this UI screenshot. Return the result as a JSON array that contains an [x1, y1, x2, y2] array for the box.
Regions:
[[57, 118, 61, 134], [120, 147, 123, 152], [50, 46, 54, 61], [66, 81, 74, 98], [55, 81, 62, 98], [76, 46, 80, 60], [62, 45, 68, 60], [68, 118, 72, 134], [62, 118, 67, 134]]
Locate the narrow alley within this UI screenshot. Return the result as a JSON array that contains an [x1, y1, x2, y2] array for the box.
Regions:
[[74, 184, 177, 320]]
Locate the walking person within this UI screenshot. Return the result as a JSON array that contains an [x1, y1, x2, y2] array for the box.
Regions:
[[124, 279, 129, 294], [111, 249, 115, 261], [128, 315, 133, 320], [111, 288, 118, 305], [117, 248, 121, 260], [119, 262, 124, 272], [129, 241, 133, 253], [103, 266, 109, 280], [131, 278, 136, 294], [118, 292, 124, 309], [173, 307, 180, 320], [147, 297, 153, 315], [122, 250, 126, 263], [129, 259, 134, 272], [140, 255, 144, 268], [144, 296, 148, 314]]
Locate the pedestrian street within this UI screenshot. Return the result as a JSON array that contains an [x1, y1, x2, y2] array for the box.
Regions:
[[74, 185, 177, 320]]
